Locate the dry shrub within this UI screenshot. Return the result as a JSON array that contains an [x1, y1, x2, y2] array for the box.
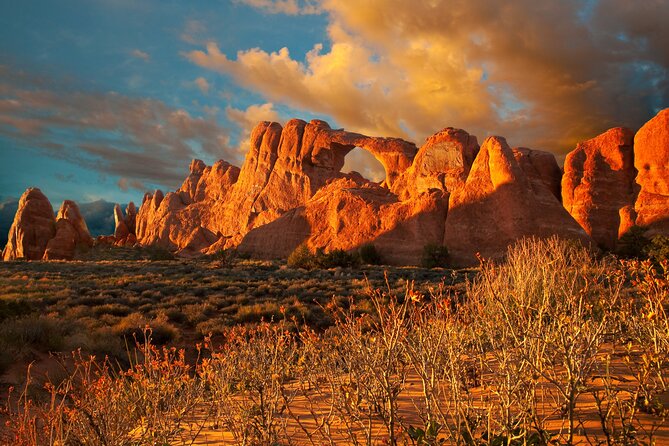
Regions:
[[3, 237, 667, 445]]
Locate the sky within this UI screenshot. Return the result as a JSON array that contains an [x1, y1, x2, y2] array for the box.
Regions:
[[0, 0, 667, 207]]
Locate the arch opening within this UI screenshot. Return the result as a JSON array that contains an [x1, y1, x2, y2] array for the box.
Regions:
[[341, 147, 386, 184]]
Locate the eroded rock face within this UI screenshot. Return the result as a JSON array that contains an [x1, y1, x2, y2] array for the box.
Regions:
[[444, 137, 590, 266], [2, 188, 56, 260], [633, 108, 669, 235], [392, 128, 479, 200], [238, 176, 448, 265], [44, 200, 94, 260], [135, 120, 417, 254], [561, 127, 636, 249]]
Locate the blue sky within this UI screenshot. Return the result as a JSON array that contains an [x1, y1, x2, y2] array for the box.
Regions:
[[0, 0, 330, 204], [1, 0, 667, 206]]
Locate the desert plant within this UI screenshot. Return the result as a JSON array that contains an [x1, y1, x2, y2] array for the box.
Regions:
[[359, 243, 382, 265], [316, 248, 360, 268], [421, 244, 449, 268], [287, 244, 316, 269]]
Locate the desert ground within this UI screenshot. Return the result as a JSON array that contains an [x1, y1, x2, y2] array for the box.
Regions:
[[1, 237, 667, 445]]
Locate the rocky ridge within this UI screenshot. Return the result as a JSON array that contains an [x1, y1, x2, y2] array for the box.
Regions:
[[3, 109, 668, 265]]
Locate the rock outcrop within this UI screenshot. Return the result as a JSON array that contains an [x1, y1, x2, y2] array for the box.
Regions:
[[43, 200, 93, 260], [561, 127, 636, 249], [391, 128, 479, 200], [239, 176, 448, 265], [633, 108, 669, 235], [2, 188, 56, 260], [135, 119, 417, 254], [444, 137, 591, 266], [111, 201, 138, 246], [2, 190, 94, 261]]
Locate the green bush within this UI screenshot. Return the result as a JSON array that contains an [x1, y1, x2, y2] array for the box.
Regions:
[[358, 243, 382, 265], [421, 243, 449, 268], [287, 244, 316, 269], [647, 235, 669, 263], [616, 226, 650, 258], [317, 248, 359, 268]]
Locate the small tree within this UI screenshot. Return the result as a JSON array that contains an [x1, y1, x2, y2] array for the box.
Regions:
[[358, 243, 382, 265], [421, 244, 449, 268]]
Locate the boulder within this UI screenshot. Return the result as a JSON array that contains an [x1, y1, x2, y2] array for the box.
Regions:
[[2, 188, 56, 260], [561, 127, 636, 249], [444, 137, 590, 266], [633, 108, 669, 235]]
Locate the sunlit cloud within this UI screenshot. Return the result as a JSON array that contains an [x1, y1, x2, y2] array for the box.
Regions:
[[130, 49, 150, 61], [226, 102, 280, 154], [236, 0, 321, 15], [194, 77, 210, 94], [190, 0, 669, 154]]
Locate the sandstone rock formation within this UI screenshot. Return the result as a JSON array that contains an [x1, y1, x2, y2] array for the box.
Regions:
[[633, 108, 669, 235], [239, 176, 448, 265], [43, 200, 94, 260], [391, 127, 479, 200], [2, 188, 56, 260], [444, 137, 590, 266], [2, 190, 94, 261], [111, 201, 138, 246], [135, 119, 417, 254], [561, 127, 636, 249]]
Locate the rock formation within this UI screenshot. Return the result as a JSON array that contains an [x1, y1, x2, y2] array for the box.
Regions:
[[391, 127, 479, 200], [444, 137, 591, 266], [135, 119, 417, 255], [633, 108, 669, 235], [561, 127, 636, 249], [43, 200, 93, 260], [110, 201, 138, 246], [9, 109, 667, 266], [2, 188, 56, 260], [3, 189, 94, 261], [239, 176, 448, 265]]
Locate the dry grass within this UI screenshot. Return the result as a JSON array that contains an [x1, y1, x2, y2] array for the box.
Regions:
[[0, 237, 667, 445]]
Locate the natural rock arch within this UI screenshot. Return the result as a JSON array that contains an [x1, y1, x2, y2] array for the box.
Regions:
[[341, 146, 387, 183]]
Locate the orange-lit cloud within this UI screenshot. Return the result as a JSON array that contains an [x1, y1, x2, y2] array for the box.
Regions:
[[237, 0, 320, 15], [194, 77, 210, 94], [226, 102, 280, 154], [189, 0, 669, 155]]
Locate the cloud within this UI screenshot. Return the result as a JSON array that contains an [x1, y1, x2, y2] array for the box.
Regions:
[[117, 177, 147, 192], [0, 65, 236, 189], [189, 0, 669, 154], [237, 0, 321, 15], [180, 19, 208, 45], [194, 76, 210, 94], [131, 49, 150, 61], [226, 102, 280, 153]]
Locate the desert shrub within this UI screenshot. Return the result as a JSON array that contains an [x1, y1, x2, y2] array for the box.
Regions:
[[112, 312, 177, 345], [358, 242, 382, 265], [421, 243, 449, 268], [287, 244, 316, 269], [0, 298, 33, 321], [142, 245, 175, 261], [646, 234, 669, 263], [316, 248, 359, 268], [617, 225, 651, 258]]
